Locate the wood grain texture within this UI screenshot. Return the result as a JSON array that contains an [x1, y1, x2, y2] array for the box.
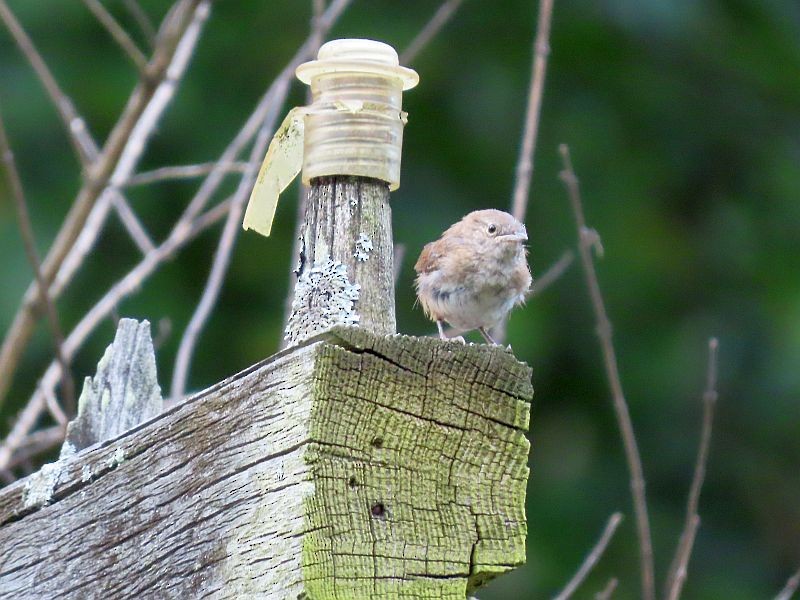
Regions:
[[0, 327, 531, 599], [62, 318, 162, 457], [286, 177, 395, 345]]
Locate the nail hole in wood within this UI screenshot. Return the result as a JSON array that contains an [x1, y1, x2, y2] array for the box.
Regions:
[[371, 437, 383, 449], [371, 502, 386, 518], [348, 476, 357, 489]]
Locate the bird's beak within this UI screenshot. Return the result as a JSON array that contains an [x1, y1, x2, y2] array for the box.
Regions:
[[499, 232, 528, 243]]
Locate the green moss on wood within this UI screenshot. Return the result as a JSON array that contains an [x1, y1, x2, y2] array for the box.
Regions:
[[302, 327, 532, 598]]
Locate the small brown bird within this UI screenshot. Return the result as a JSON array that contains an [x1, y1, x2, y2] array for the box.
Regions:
[[414, 209, 531, 344]]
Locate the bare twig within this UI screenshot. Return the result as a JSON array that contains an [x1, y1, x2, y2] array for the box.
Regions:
[[0, 0, 210, 411], [125, 162, 249, 186], [0, 425, 64, 480], [510, 0, 555, 222], [122, 0, 156, 48], [400, 0, 465, 65], [170, 80, 290, 400], [595, 578, 619, 600], [0, 107, 76, 416], [665, 337, 720, 600], [527, 249, 574, 299], [553, 512, 623, 600], [82, 0, 149, 73], [776, 567, 800, 600], [559, 144, 656, 600]]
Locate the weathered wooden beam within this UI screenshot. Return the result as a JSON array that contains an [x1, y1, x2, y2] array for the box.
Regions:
[[0, 327, 531, 598]]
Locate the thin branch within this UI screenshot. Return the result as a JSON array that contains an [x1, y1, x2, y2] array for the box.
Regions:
[[595, 578, 619, 600], [4, 425, 64, 470], [399, 0, 465, 65], [527, 249, 573, 299], [559, 144, 656, 600], [0, 0, 354, 472], [0, 0, 210, 412], [0, 106, 76, 416], [510, 0, 555, 222], [110, 193, 155, 253], [124, 162, 249, 186], [553, 512, 624, 600], [665, 337, 720, 600], [81, 0, 149, 73], [122, 0, 156, 48], [170, 80, 290, 400], [776, 567, 800, 600]]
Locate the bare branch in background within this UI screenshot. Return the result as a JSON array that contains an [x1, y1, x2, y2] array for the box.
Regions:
[[595, 578, 619, 600], [553, 512, 623, 600], [81, 0, 149, 73], [665, 337, 720, 600], [0, 0, 353, 472], [776, 567, 800, 600], [510, 0, 555, 222], [0, 107, 76, 416], [0, 0, 210, 412], [0, 425, 64, 479], [125, 162, 249, 186], [559, 144, 656, 600], [170, 80, 290, 400], [400, 0, 465, 65], [109, 194, 155, 254], [123, 0, 156, 48], [527, 249, 573, 299]]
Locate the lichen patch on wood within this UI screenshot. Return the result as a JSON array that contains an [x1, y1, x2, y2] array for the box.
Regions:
[[287, 177, 395, 345]]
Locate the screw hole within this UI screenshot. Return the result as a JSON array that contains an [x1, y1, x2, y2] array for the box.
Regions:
[[371, 502, 386, 518], [348, 476, 357, 489], [371, 437, 383, 449]]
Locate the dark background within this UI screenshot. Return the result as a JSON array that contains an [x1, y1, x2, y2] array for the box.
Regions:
[[1, 1, 799, 598]]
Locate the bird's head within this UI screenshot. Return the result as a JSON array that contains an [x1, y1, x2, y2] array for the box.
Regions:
[[454, 209, 528, 250]]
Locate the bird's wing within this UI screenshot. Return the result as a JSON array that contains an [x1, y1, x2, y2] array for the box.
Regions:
[[414, 240, 444, 274]]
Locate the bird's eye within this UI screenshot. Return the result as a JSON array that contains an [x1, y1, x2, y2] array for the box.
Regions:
[[487, 224, 497, 234]]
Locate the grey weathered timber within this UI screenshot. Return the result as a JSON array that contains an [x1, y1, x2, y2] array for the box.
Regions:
[[0, 327, 532, 599], [62, 318, 162, 457], [286, 177, 395, 345]]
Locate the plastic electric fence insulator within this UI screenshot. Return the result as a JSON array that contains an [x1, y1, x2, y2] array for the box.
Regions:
[[243, 39, 419, 238]]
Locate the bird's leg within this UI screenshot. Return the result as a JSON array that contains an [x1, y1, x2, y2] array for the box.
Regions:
[[478, 327, 498, 345], [437, 320, 466, 344]]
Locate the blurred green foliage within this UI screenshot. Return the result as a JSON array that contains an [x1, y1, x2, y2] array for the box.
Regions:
[[1, 1, 799, 597]]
